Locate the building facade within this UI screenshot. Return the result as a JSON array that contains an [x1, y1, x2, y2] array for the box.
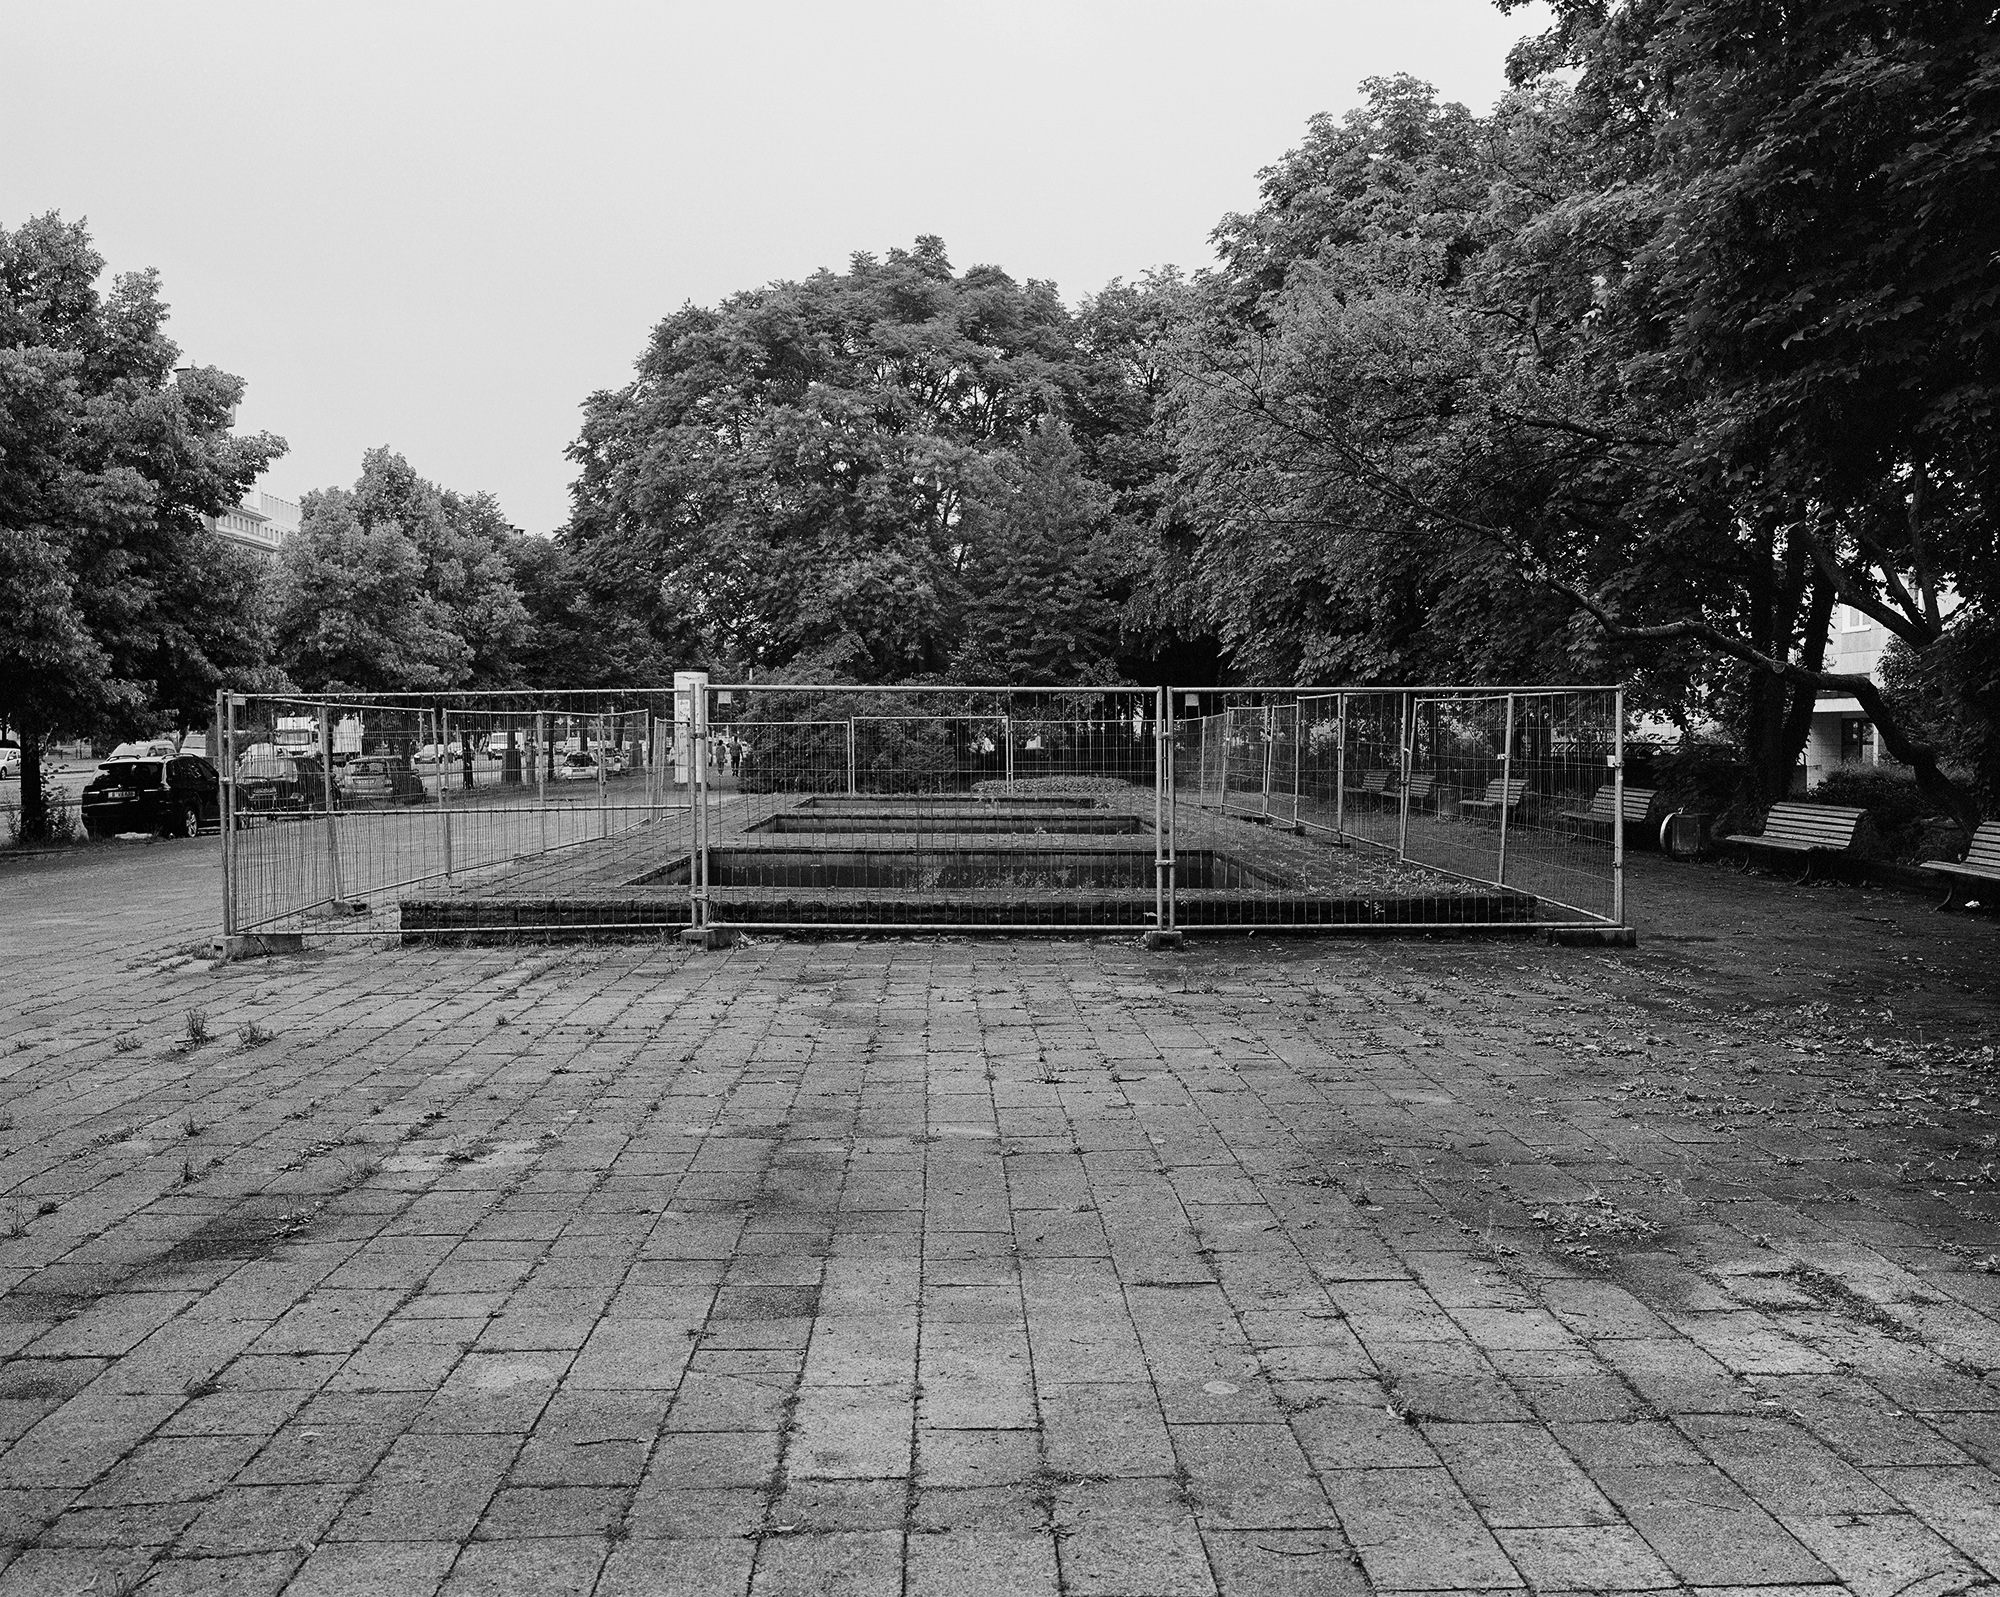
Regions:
[[208, 489, 301, 556], [1802, 604, 1887, 789]]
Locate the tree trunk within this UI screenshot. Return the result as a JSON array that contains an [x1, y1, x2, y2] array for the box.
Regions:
[[18, 710, 46, 845]]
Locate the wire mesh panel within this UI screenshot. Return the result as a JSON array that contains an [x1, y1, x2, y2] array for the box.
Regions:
[[1166, 686, 1625, 931], [697, 686, 1166, 931], [221, 690, 689, 941]]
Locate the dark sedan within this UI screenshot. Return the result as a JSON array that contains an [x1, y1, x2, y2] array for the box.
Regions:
[[81, 756, 221, 839], [234, 756, 336, 821], [337, 755, 425, 806]]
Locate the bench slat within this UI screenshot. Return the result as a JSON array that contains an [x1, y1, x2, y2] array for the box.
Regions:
[[1727, 801, 1867, 855], [1923, 820, 2000, 880]]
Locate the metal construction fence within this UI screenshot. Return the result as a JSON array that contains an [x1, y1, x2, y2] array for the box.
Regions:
[[218, 688, 692, 939], [217, 682, 1628, 943], [1171, 687, 1625, 929]]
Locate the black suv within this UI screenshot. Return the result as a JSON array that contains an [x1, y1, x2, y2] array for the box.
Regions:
[[234, 756, 336, 820], [81, 755, 221, 839]]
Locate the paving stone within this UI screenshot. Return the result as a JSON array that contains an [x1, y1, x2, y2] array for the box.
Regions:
[[1492, 1523, 1678, 1590], [1053, 1477, 1217, 1596], [1778, 1510, 1986, 1597], [438, 1535, 607, 1594], [1319, 1465, 1523, 1591], [749, 1527, 903, 1596], [906, 1527, 1060, 1595], [596, 1536, 755, 1597], [1199, 1527, 1369, 1596]]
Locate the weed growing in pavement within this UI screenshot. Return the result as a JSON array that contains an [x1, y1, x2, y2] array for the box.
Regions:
[[1, 1204, 27, 1239], [180, 1113, 203, 1139], [34, 1200, 57, 1217], [176, 1157, 201, 1187], [182, 1376, 222, 1400], [236, 1022, 274, 1050], [113, 1032, 141, 1054], [182, 1010, 210, 1048], [0, 1116, 12, 1134]]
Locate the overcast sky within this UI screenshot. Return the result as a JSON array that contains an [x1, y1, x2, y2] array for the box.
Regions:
[[5, 0, 1548, 536]]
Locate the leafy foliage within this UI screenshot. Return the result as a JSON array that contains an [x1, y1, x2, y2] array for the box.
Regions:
[[564, 238, 1158, 684], [0, 213, 284, 837], [273, 448, 531, 694]]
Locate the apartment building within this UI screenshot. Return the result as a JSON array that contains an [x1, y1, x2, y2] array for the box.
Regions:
[[208, 488, 301, 556]]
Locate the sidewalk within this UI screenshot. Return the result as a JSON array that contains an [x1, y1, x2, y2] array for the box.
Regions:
[[0, 845, 1996, 1593]]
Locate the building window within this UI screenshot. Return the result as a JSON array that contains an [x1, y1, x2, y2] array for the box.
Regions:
[[1841, 606, 1871, 631], [1840, 717, 1875, 763]]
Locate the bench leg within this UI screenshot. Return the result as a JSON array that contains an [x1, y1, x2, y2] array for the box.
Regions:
[[1796, 856, 1815, 886], [1934, 882, 1959, 912]]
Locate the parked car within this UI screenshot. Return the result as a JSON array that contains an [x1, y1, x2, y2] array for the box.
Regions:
[[0, 742, 19, 780], [81, 755, 220, 839], [555, 751, 599, 783], [234, 756, 336, 820], [107, 739, 179, 761], [337, 755, 425, 806]]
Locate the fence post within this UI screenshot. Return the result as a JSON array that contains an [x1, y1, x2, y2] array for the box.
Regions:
[[438, 708, 455, 879], [1261, 705, 1275, 815], [1004, 715, 1014, 786], [1397, 692, 1414, 863], [1497, 692, 1516, 887], [596, 713, 607, 839], [692, 689, 710, 928], [1334, 693, 1347, 839], [1290, 705, 1302, 829], [535, 711, 548, 856], [846, 718, 857, 797], [1613, 686, 1626, 926], [319, 705, 345, 908], [219, 689, 236, 946], [1155, 687, 1174, 930]]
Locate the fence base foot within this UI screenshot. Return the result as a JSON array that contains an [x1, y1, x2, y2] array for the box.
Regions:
[[216, 933, 306, 959], [1544, 925, 1638, 949], [1140, 929, 1186, 951], [679, 926, 740, 950]]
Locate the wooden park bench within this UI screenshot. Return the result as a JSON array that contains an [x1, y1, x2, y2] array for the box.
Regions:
[[1723, 801, 1868, 881], [1560, 784, 1656, 837], [1344, 769, 1396, 805], [1922, 820, 2000, 910], [1401, 773, 1437, 812], [1458, 777, 1528, 824]]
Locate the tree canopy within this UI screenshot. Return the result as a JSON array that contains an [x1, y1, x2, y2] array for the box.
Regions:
[[0, 213, 284, 837], [563, 237, 1160, 684]]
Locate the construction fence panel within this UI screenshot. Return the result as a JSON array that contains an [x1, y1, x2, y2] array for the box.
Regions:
[[698, 686, 1166, 931], [1166, 686, 1624, 931], [222, 690, 688, 940]]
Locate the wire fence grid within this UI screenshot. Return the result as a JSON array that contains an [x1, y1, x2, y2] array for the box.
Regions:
[[217, 682, 1628, 943]]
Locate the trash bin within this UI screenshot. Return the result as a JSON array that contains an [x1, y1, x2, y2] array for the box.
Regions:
[[1661, 810, 1708, 859]]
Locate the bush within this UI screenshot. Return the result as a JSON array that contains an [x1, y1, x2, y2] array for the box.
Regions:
[[1809, 769, 1938, 832], [1650, 746, 1752, 830], [1810, 768, 1958, 862]]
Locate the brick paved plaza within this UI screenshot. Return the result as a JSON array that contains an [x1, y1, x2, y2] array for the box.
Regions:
[[1, 841, 1998, 1595]]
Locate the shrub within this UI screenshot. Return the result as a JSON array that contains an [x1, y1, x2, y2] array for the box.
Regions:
[[1650, 746, 1753, 830], [1810, 769, 1938, 832], [1811, 768, 1961, 862]]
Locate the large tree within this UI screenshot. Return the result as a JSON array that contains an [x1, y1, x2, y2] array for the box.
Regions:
[[1165, 32, 1998, 825], [565, 237, 1151, 683], [0, 213, 284, 839], [273, 448, 531, 694], [1498, 0, 2000, 823]]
